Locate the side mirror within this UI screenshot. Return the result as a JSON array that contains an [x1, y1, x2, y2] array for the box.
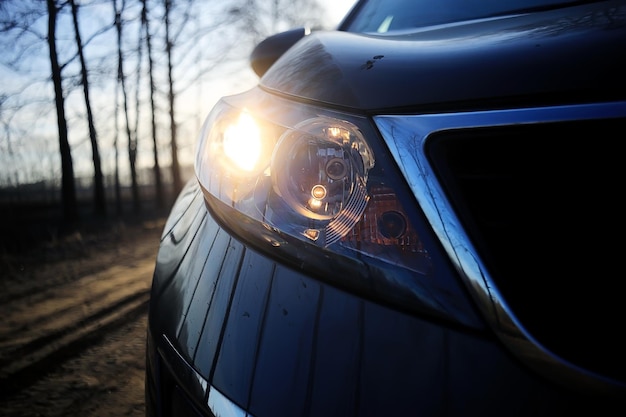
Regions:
[[250, 27, 310, 77]]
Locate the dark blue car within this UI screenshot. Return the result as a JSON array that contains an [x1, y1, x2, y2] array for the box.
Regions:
[[145, 1, 626, 415]]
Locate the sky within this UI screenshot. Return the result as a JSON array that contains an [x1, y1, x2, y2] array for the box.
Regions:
[[325, 0, 357, 25]]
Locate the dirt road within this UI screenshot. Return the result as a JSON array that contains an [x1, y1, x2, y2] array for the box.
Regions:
[[1, 312, 147, 417], [0, 215, 165, 417]]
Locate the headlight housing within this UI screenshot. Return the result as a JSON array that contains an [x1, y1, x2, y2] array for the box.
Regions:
[[195, 87, 482, 327]]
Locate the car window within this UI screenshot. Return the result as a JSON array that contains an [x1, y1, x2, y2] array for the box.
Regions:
[[343, 0, 607, 33]]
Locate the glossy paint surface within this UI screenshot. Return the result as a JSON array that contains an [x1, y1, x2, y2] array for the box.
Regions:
[[147, 180, 622, 416], [262, 1, 626, 111]]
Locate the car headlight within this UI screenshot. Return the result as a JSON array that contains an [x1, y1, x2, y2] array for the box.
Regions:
[[195, 87, 481, 327]]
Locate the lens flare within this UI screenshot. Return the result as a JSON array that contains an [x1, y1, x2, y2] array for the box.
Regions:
[[223, 112, 261, 171]]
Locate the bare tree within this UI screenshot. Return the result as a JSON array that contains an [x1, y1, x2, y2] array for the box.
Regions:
[[234, 0, 326, 44], [163, 0, 182, 196], [112, 0, 124, 215], [69, 0, 106, 217], [113, 0, 140, 213], [47, 0, 78, 224], [140, 0, 164, 208], [124, 13, 140, 214]]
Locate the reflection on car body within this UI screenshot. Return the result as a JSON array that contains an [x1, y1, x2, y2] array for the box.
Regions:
[[145, 0, 626, 416]]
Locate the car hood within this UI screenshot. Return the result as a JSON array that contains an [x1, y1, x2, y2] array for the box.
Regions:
[[260, 1, 626, 111]]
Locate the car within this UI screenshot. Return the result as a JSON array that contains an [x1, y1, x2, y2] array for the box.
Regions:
[[145, 0, 626, 416]]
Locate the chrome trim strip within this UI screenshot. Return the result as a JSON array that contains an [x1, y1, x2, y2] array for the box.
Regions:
[[207, 385, 250, 417], [374, 101, 626, 394], [160, 334, 253, 416]]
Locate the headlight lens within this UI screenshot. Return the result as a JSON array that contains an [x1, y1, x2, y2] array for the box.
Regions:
[[195, 87, 481, 325], [271, 116, 373, 246]]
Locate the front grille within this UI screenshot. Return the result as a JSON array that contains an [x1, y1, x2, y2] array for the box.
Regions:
[[426, 116, 626, 384]]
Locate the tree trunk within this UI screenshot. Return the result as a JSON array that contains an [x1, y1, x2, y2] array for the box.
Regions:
[[114, 0, 140, 213], [69, 0, 106, 217], [113, 3, 123, 216], [47, 0, 78, 225], [141, 0, 164, 208], [112, 0, 140, 213], [164, 0, 182, 196]]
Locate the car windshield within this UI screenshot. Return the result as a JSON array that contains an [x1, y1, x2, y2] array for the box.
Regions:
[[342, 0, 606, 33]]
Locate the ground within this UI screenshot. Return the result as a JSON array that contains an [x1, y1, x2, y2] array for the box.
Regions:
[[0, 205, 167, 417]]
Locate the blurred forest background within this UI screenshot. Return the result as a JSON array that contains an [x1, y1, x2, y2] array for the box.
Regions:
[[0, 0, 352, 252]]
